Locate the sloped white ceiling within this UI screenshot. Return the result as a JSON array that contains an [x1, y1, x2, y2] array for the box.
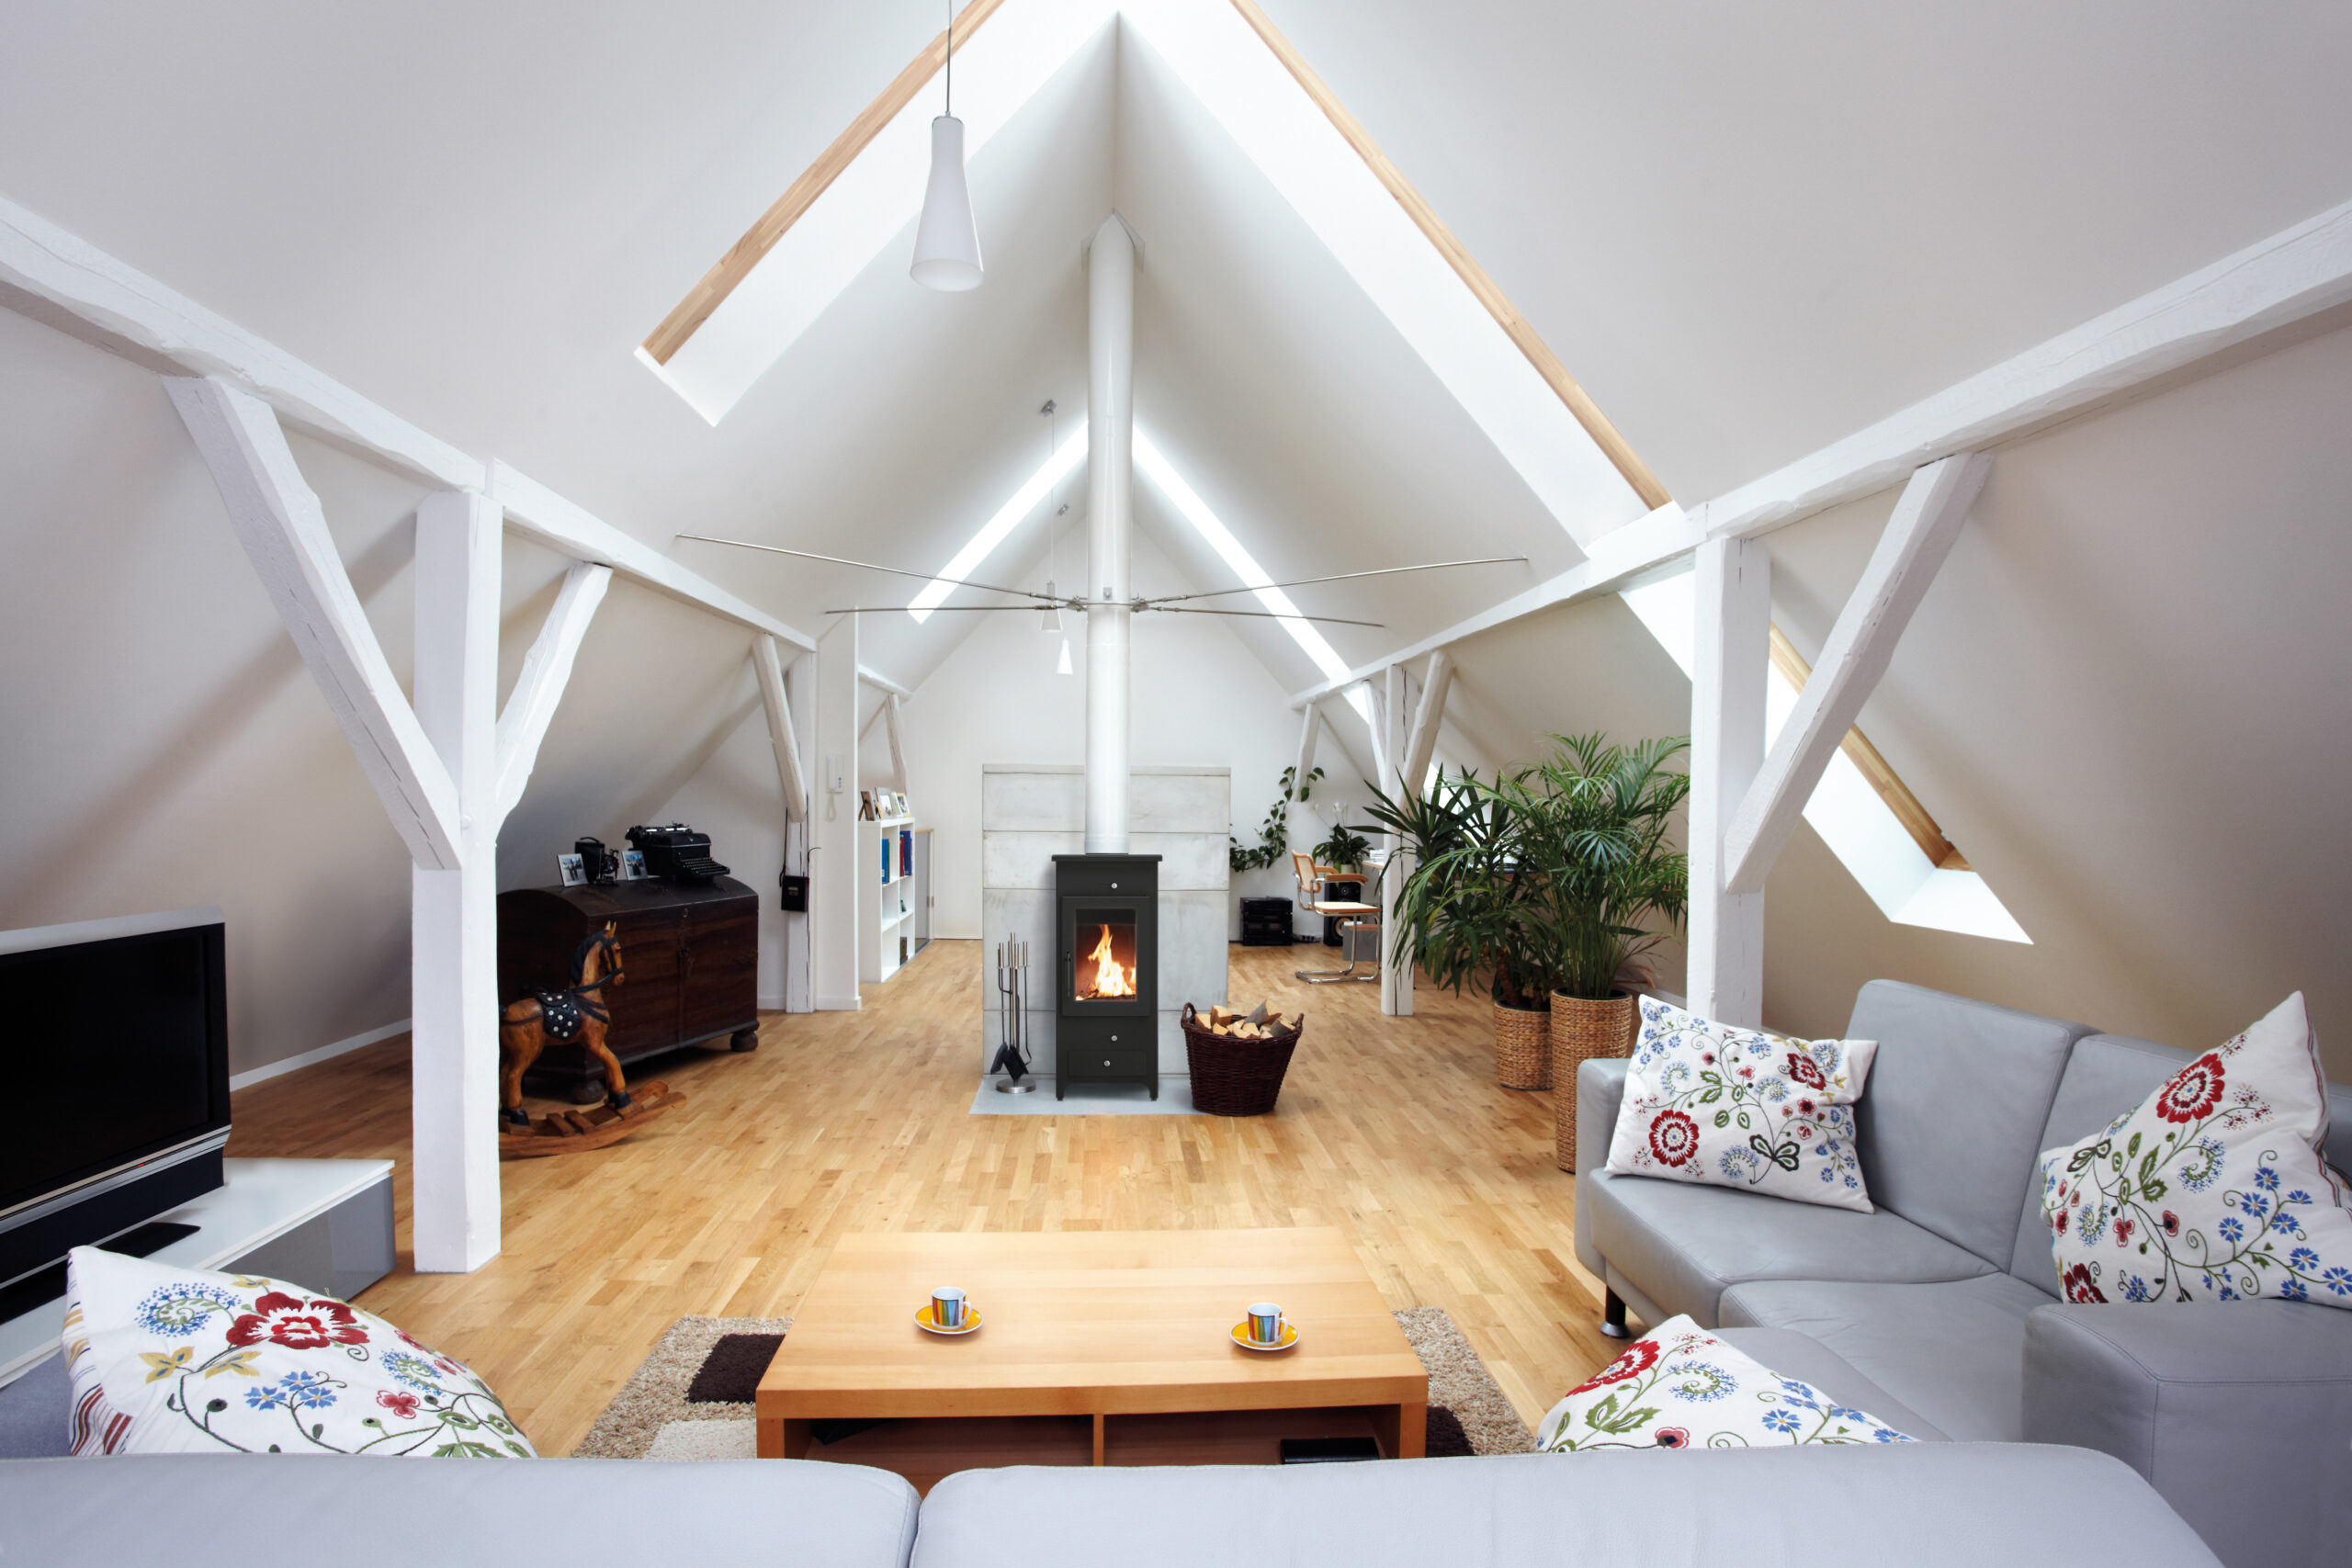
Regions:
[[3, 1, 2351, 1079]]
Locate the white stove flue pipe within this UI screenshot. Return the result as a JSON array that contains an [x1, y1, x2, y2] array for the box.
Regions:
[[1084, 214, 1135, 854]]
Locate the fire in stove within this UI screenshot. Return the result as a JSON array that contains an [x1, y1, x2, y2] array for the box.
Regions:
[[1077, 922, 1136, 999]]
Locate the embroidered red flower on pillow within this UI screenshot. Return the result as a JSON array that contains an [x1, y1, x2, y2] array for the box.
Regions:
[[1566, 1336, 1660, 1396], [1785, 1053, 1827, 1090], [376, 1390, 421, 1421], [1653, 1427, 1690, 1448], [2061, 1263, 2108, 1303], [226, 1291, 369, 1350], [2154, 1052, 2225, 1123], [1647, 1110, 1699, 1168]]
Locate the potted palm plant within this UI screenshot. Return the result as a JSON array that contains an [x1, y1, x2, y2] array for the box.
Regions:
[[1366, 736, 1689, 1132], [1504, 734, 1689, 1170], [1363, 770, 1563, 1089]]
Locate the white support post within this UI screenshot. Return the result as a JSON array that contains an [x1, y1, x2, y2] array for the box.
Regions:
[[1380, 662, 1412, 1015], [1724, 455, 1990, 895], [1401, 649, 1454, 799], [165, 378, 459, 869], [753, 637, 810, 824], [1292, 698, 1322, 795], [1687, 535, 1772, 1028], [811, 615, 861, 1010], [783, 651, 817, 1012], [491, 561, 611, 827], [408, 489, 504, 1274], [882, 693, 910, 795]]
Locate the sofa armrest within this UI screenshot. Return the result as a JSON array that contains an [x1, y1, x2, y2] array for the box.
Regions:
[[2023, 1301, 2352, 1562], [1572, 1057, 1629, 1278]]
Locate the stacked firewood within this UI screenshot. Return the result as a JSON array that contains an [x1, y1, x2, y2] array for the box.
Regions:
[[1201, 1002, 1296, 1040]]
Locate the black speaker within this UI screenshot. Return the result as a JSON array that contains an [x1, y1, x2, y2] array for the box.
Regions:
[[779, 872, 809, 913]]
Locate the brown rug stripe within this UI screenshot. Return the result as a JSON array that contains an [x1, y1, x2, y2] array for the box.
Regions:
[[572, 1309, 1532, 1460]]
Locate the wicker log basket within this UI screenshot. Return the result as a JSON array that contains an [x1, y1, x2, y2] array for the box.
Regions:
[[1551, 990, 1638, 1171], [1181, 1002, 1304, 1116], [1493, 1002, 1552, 1090]]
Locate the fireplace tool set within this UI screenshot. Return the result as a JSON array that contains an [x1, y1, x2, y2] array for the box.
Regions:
[[990, 939, 1036, 1093]]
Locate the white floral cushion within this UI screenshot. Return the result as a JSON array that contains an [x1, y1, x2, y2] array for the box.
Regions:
[[2039, 993, 2352, 1308], [62, 1247, 536, 1456], [1536, 1314, 1916, 1450], [1604, 996, 1880, 1212]]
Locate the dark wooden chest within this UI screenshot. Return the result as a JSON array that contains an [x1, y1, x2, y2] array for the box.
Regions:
[[497, 877, 760, 1102]]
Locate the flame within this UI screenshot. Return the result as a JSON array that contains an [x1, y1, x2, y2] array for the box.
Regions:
[[1083, 923, 1134, 998]]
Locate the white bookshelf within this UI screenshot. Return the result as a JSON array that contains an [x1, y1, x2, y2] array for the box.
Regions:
[[858, 814, 917, 984]]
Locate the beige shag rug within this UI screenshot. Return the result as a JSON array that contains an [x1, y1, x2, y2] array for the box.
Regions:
[[571, 1309, 1532, 1461]]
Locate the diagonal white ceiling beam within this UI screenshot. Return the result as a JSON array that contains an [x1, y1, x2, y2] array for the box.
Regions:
[[753, 635, 811, 824], [166, 377, 462, 869], [492, 560, 613, 828], [1287, 193, 2352, 707], [1721, 455, 1990, 896]]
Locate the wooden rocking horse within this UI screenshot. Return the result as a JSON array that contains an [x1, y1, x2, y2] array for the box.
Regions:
[[496, 921, 684, 1157]]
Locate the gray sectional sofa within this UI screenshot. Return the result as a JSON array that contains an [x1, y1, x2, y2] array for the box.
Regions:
[[0, 1443, 2221, 1567], [1577, 979, 2352, 1567]]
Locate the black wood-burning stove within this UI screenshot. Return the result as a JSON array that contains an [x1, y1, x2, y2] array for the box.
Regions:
[[1052, 852, 1160, 1100]]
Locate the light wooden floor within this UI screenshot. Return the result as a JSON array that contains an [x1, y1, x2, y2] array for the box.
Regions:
[[228, 941, 1621, 1455]]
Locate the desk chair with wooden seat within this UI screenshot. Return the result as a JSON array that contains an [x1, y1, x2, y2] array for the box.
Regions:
[[1292, 852, 1381, 984]]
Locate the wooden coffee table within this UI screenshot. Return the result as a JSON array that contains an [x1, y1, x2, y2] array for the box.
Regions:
[[757, 1229, 1427, 1481]]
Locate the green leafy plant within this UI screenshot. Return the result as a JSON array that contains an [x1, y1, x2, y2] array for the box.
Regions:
[[1362, 733, 1690, 1007], [1229, 764, 1323, 873], [1309, 818, 1374, 872]]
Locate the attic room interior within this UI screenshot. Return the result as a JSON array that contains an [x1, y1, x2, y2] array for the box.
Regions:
[[2, 1, 2348, 1562]]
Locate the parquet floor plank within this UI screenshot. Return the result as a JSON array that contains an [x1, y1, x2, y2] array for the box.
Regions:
[[227, 941, 1621, 1455]]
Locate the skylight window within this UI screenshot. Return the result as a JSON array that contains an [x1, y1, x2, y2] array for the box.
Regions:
[[1618, 573, 2028, 943], [1133, 428, 1372, 725], [908, 425, 1089, 621]]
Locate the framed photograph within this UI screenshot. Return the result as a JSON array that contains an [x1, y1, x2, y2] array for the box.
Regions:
[[619, 850, 648, 881], [557, 853, 587, 888], [860, 789, 876, 820]]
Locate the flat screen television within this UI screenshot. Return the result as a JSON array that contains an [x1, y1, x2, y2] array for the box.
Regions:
[[0, 908, 231, 1288]]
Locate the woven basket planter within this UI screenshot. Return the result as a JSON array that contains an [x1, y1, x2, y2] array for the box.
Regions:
[[1181, 1002, 1304, 1116], [1550, 990, 1637, 1172], [1493, 1001, 1552, 1089]]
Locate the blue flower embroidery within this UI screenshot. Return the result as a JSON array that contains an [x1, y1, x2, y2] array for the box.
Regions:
[[1872, 1428, 1906, 1443], [1777, 1380, 1820, 1409], [133, 1283, 242, 1337], [2271, 1210, 2302, 1235], [279, 1371, 337, 1410], [2280, 1278, 2310, 1302], [2218, 1217, 2245, 1245], [2288, 1190, 2313, 1206], [2254, 1167, 2280, 1192], [380, 1353, 443, 1391], [245, 1382, 288, 1411], [1663, 1362, 1737, 1403], [2324, 1268, 2352, 1297], [1762, 1409, 1803, 1435], [2121, 1275, 2152, 1303], [2290, 1247, 2320, 1270]]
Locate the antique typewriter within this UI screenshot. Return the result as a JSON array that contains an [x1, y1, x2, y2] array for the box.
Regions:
[[626, 823, 730, 885]]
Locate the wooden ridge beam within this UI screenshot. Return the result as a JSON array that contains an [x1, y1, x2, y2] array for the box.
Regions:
[[1723, 456, 1989, 896], [166, 377, 461, 870]]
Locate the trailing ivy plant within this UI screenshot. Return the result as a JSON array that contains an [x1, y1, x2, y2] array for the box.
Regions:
[[1229, 764, 1324, 873], [1361, 733, 1690, 1008]]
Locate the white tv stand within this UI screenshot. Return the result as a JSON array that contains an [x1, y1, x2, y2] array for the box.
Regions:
[[0, 1157, 394, 1386]]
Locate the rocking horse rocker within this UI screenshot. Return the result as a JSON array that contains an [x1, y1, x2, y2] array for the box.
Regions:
[[495, 921, 685, 1157]]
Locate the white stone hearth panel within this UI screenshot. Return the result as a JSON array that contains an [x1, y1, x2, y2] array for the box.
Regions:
[[1130, 772, 1230, 835], [1158, 891, 1231, 1012], [980, 769, 1085, 831], [985, 832, 1228, 892]]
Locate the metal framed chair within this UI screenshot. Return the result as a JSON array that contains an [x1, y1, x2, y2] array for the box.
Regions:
[[1291, 851, 1380, 984]]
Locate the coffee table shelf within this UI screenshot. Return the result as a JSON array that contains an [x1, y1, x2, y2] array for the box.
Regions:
[[757, 1229, 1427, 1487]]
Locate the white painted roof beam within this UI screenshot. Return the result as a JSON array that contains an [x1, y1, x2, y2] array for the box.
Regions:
[[1289, 194, 2352, 707]]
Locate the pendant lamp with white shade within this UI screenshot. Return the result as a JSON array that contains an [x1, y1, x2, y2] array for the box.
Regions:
[[910, 3, 982, 291]]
